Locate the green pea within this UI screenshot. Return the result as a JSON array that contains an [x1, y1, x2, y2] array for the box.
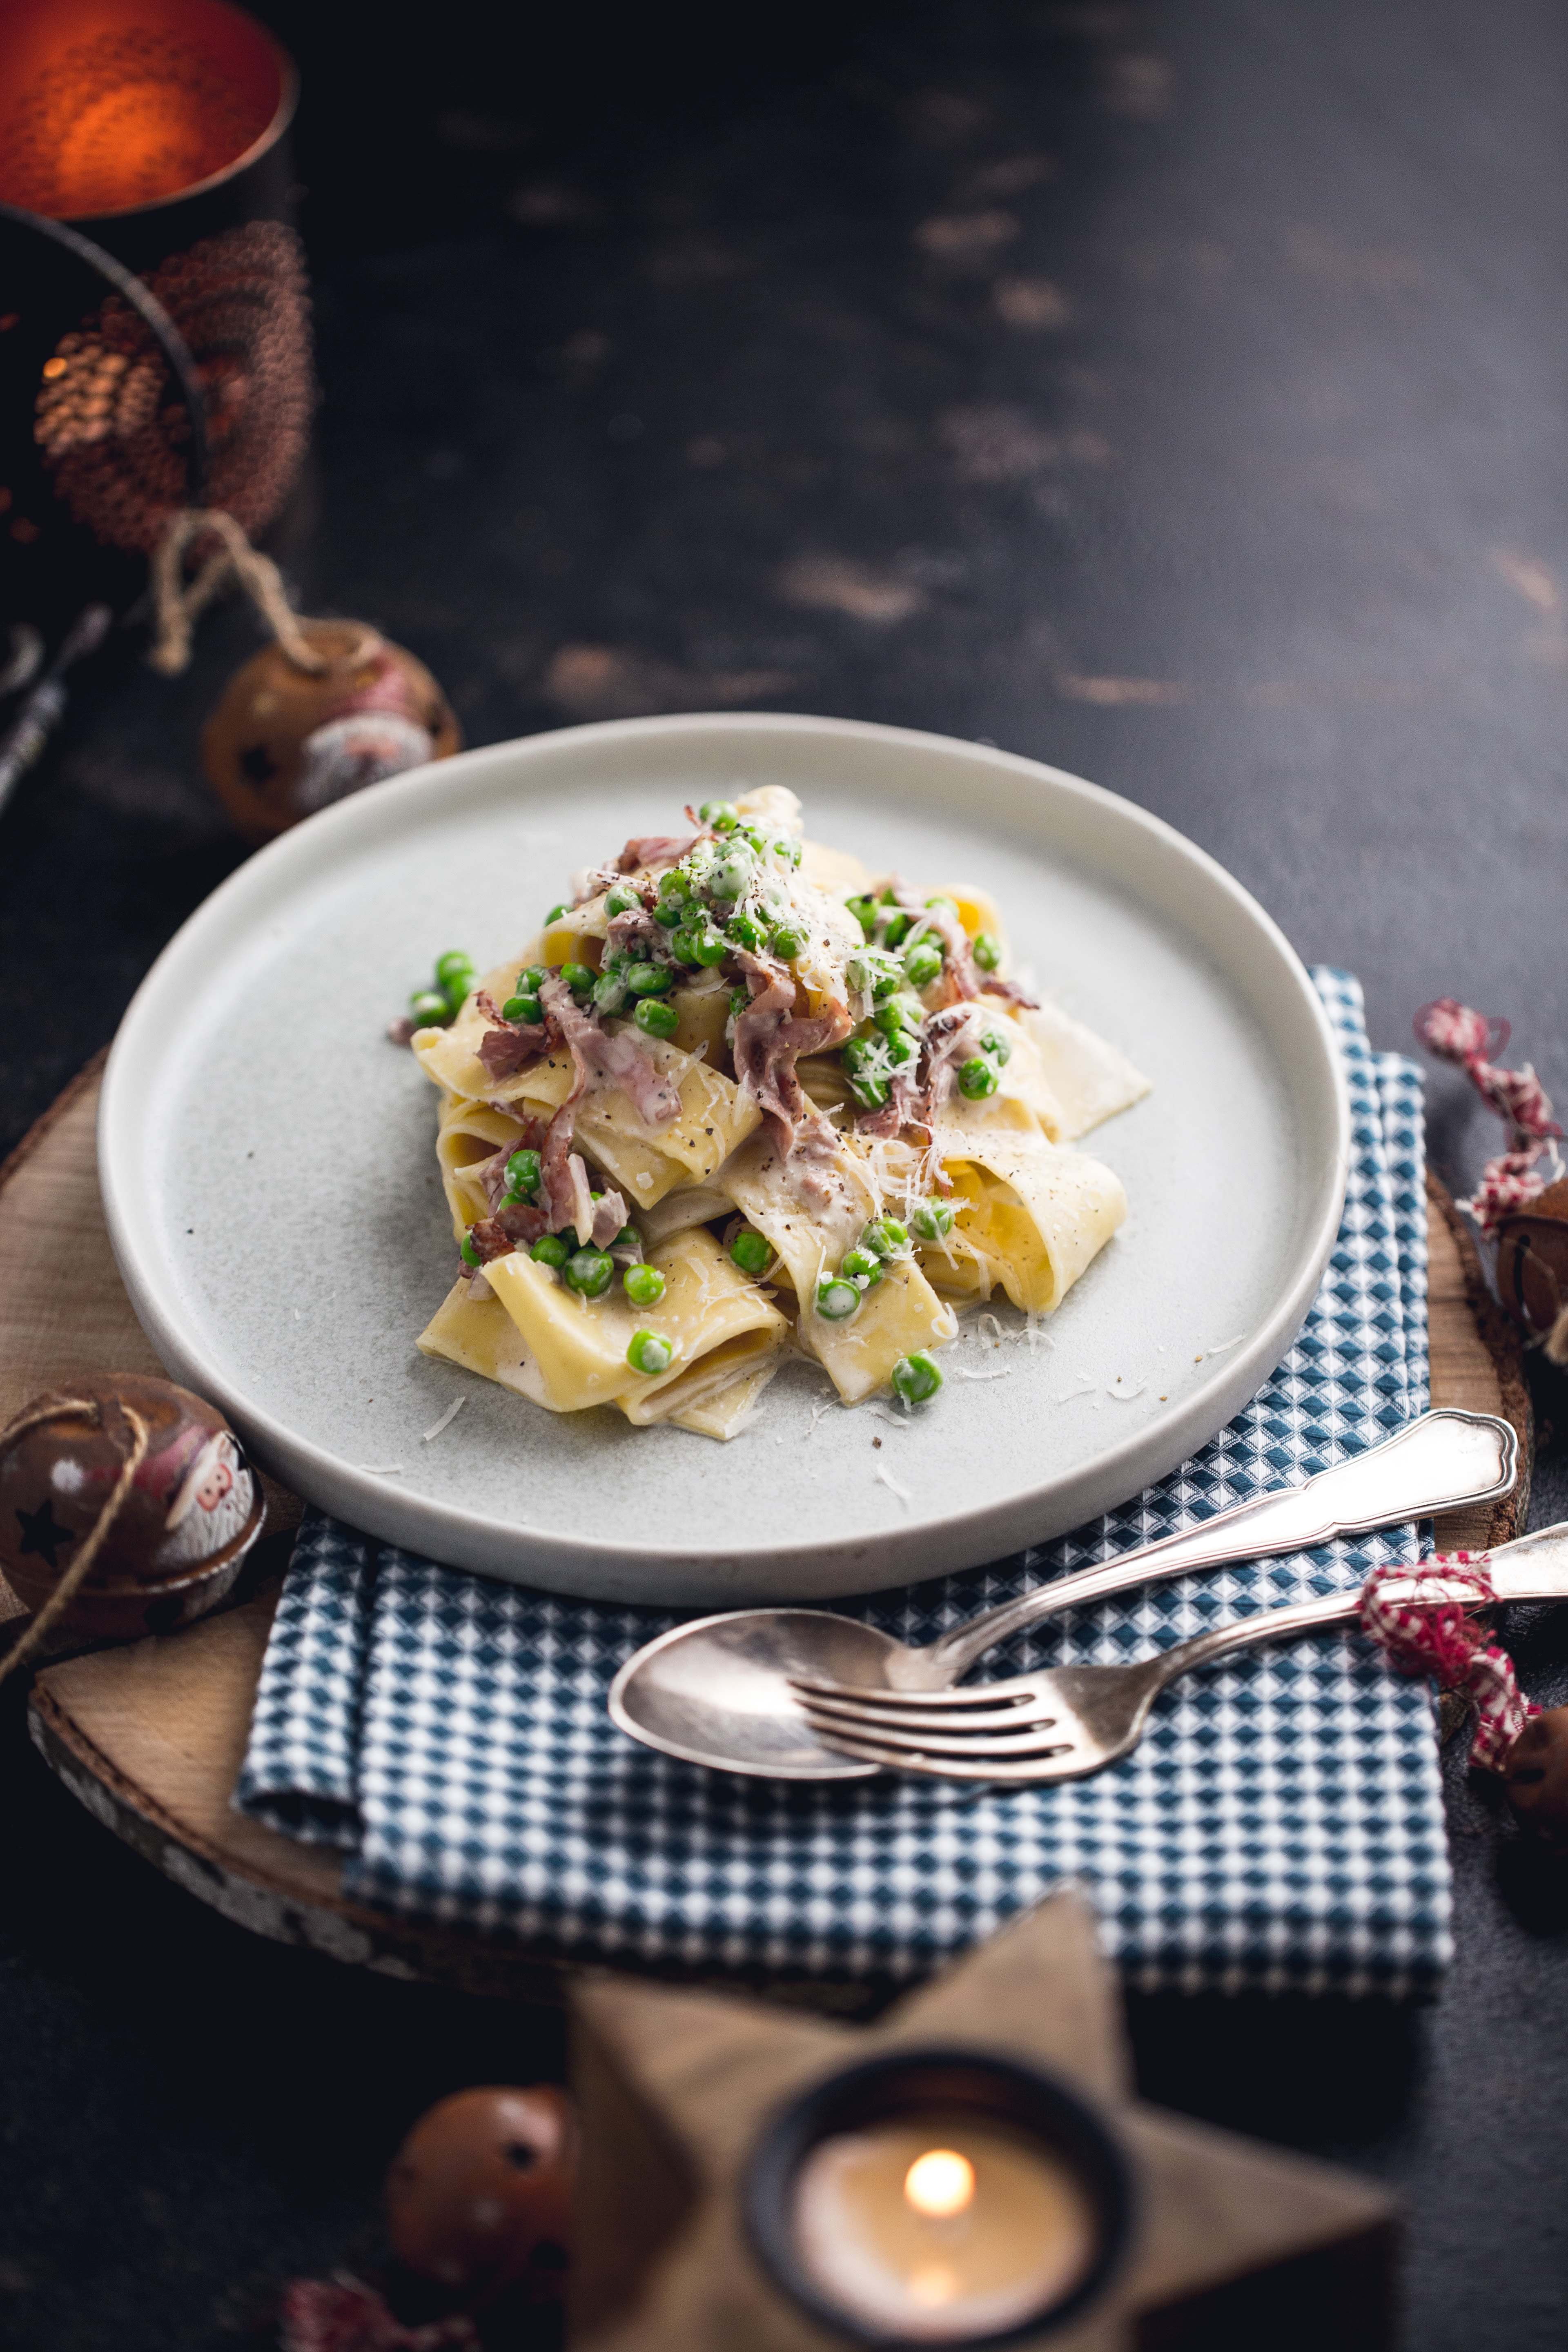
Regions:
[[884, 1029, 917, 1068], [729, 986, 751, 1020], [613, 1224, 638, 1245], [727, 909, 766, 953], [505, 1149, 542, 1198], [604, 882, 641, 917], [518, 964, 548, 990], [980, 1027, 1013, 1066], [623, 1263, 666, 1306], [562, 962, 596, 997], [564, 1247, 615, 1298], [903, 940, 943, 990], [841, 1247, 884, 1284], [699, 799, 739, 832], [882, 911, 912, 949], [635, 998, 680, 1039], [627, 1329, 675, 1374], [594, 971, 629, 1016], [862, 1218, 909, 1258], [546, 902, 569, 924], [972, 932, 1001, 973], [729, 1227, 771, 1276], [891, 1350, 944, 1403], [842, 1035, 876, 1073], [959, 1056, 998, 1099], [873, 998, 920, 1037], [770, 924, 806, 960], [502, 992, 542, 1025], [409, 989, 450, 1025], [816, 1276, 862, 1321], [924, 895, 959, 918], [459, 1234, 482, 1267], [435, 950, 473, 987], [530, 1234, 570, 1268], [846, 893, 878, 940], [686, 927, 728, 967], [911, 1198, 955, 1240], [710, 853, 756, 904], [626, 962, 673, 998]]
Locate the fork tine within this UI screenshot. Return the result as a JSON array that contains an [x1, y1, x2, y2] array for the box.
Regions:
[[788, 1672, 1039, 1712], [791, 1684, 1061, 1735], [794, 1702, 1072, 1761], [808, 1726, 1094, 1782]]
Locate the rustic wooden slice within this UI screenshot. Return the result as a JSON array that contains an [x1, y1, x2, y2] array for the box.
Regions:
[[0, 1065, 1533, 2003]]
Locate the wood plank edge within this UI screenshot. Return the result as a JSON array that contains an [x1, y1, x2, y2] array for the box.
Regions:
[[26, 1683, 566, 2003]]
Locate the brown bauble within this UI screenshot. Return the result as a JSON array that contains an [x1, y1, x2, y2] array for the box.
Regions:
[[201, 621, 461, 843], [1494, 1178, 1568, 1347], [1501, 1706, 1568, 1852], [0, 1375, 263, 1642], [386, 2085, 577, 2308]]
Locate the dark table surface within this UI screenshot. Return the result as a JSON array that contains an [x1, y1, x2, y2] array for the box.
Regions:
[[4, 2, 1568, 2345]]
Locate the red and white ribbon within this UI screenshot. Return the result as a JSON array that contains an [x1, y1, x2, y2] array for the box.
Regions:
[[280, 2278, 477, 2352], [1359, 1555, 1536, 1769], [1414, 997, 1563, 1234]]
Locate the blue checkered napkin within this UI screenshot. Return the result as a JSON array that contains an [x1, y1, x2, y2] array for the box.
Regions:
[[236, 970, 1450, 1997]]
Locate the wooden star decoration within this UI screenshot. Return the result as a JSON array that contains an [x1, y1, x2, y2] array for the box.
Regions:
[[566, 1891, 1395, 2352]]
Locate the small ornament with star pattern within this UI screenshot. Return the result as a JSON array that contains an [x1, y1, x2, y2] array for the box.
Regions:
[[0, 1373, 265, 1651]]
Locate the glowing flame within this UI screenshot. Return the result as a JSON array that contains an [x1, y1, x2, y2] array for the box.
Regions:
[[903, 2148, 976, 2219]]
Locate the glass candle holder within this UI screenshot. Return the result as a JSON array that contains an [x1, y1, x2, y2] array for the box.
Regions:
[[745, 2047, 1134, 2348]]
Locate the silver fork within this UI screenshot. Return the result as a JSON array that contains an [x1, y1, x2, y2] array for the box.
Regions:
[[790, 1522, 1568, 1784]]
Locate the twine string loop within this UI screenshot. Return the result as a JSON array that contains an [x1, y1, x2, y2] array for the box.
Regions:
[[0, 1396, 150, 1688]]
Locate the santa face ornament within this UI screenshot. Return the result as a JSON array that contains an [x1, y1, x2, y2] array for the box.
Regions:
[[0, 1374, 266, 1644]]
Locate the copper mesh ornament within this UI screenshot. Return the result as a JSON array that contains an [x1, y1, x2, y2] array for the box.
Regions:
[[0, 28, 271, 221], [33, 218, 312, 554]]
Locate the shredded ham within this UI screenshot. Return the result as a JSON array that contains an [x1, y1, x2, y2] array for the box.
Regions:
[[475, 988, 558, 1079], [733, 947, 853, 1156], [980, 973, 1040, 1009], [535, 973, 679, 1234], [618, 830, 704, 873]]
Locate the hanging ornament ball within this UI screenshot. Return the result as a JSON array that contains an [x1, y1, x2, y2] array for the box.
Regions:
[[202, 620, 461, 844], [1494, 1178, 1568, 1354], [1501, 1706, 1568, 1852], [385, 2085, 577, 2309], [0, 1374, 263, 1644]]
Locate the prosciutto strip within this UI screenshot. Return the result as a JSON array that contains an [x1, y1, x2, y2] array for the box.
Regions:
[[475, 989, 556, 1078], [533, 973, 679, 1234], [617, 830, 704, 873], [732, 948, 853, 1156]]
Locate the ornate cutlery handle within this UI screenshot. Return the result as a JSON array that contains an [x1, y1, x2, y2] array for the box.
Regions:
[[916, 1409, 1517, 1687]]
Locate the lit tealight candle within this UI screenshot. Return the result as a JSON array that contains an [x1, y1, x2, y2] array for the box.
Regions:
[[791, 2111, 1098, 2342]]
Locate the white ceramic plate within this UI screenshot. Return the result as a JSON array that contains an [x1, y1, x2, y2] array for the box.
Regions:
[[99, 714, 1348, 1605]]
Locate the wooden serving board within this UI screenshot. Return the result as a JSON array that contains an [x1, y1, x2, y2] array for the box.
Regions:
[[0, 1063, 1532, 2004]]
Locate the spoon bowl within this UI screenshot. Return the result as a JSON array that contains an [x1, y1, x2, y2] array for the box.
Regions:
[[607, 1610, 899, 1778]]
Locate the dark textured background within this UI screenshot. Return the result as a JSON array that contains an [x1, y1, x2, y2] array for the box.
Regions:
[[2, 2, 1567, 2344]]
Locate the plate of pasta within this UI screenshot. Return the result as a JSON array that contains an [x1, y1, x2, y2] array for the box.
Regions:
[[100, 713, 1347, 1604]]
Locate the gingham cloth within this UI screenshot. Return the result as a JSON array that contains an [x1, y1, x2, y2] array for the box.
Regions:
[[237, 969, 1450, 1996]]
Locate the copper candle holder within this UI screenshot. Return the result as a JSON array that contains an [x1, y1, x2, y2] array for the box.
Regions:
[[0, 0, 311, 633]]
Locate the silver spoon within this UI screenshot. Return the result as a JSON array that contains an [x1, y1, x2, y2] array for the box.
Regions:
[[606, 1408, 1516, 1779], [792, 1522, 1568, 1783]]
